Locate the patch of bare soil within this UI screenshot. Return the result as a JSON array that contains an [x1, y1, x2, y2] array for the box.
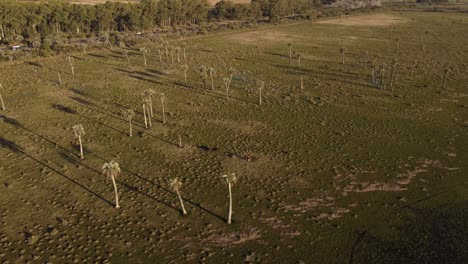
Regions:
[[317, 14, 406, 27], [228, 30, 299, 45], [211, 119, 267, 135], [202, 228, 261, 247]]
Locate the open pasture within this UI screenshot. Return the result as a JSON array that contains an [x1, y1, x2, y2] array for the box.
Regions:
[[0, 9, 467, 263]]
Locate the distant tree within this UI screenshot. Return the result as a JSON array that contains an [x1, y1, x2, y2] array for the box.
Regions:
[[170, 177, 187, 215], [0, 83, 6, 111], [72, 124, 85, 159], [66, 56, 75, 76], [57, 72, 63, 85], [122, 109, 135, 136], [182, 43, 187, 61], [181, 64, 189, 83], [102, 161, 121, 209], [296, 52, 302, 67], [140, 47, 150, 67], [142, 97, 152, 128], [222, 172, 238, 224], [176, 47, 181, 63], [339, 47, 345, 65]]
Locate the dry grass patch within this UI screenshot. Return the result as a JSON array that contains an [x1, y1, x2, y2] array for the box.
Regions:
[[317, 14, 406, 27]]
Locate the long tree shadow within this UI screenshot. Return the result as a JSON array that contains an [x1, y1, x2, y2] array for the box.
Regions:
[[0, 136, 113, 207]]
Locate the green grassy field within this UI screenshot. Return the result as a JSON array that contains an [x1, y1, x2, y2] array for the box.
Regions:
[[0, 8, 467, 263]]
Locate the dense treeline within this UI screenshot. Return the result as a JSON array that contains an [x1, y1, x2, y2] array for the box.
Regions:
[[0, 0, 329, 45]]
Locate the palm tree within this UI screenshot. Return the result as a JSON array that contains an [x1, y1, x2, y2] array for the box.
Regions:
[[442, 66, 450, 89], [144, 89, 156, 118], [297, 53, 302, 67], [209, 67, 216, 90], [227, 67, 235, 90], [32, 40, 41, 56], [57, 72, 62, 85], [82, 43, 87, 55], [140, 47, 150, 67], [339, 47, 345, 65], [170, 178, 187, 215], [176, 47, 181, 63], [160, 93, 167, 126], [257, 80, 264, 106], [142, 97, 151, 128], [200, 65, 208, 94], [0, 83, 6, 110], [300, 76, 304, 90], [288, 43, 293, 65], [178, 134, 183, 148], [182, 43, 187, 61], [395, 37, 401, 55], [72, 124, 85, 159], [122, 109, 135, 136], [122, 49, 130, 65], [66, 56, 75, 76], [223, 77, 230, 101], [222, 173, 238, 224], [181, 64, 189, 83], [102, 161, 121, 209]]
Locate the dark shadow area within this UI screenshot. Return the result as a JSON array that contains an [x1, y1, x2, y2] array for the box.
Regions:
[[0, 137, 23, 153], [52, 104, 77, 114], [352, 203, 468, 263]]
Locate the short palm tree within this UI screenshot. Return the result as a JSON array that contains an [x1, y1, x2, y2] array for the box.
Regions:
[[170, 177, 187, 215], [140, 47, 150, 67], [72, 124, 85, 159], [144, 89, 156, 118], [0, 83, 6, 110], [66, 56, 75, 76], [102, 161, 121, 209], [222, 172, 238, 224], [122, 109, 135, 136], [142, 97, 151, 128]]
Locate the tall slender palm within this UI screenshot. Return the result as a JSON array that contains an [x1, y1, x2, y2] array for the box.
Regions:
[[227, 67, 235, 89], [297, 53, 302, 67], [170, 178, 187, 215], [160, 93, 167, 126], [222, 173, 238, 224], [209, 67, 216, 90], [176, 47, 181, 63], [122, 109, 135, 136], [0, 83, 6, 110], [72, 124, 85, 159], [142, 97, 151, 128], [395, 37, 401, 55], [181, 64, 189, 83], [442, 66, 450, 89], [182, 43, 187, 61], [102, 161, 121, 209], [140, 47, 150, 67], [66, 56, 75, 76], [57, 72, 63, 85], [257, 80, 264, 106]]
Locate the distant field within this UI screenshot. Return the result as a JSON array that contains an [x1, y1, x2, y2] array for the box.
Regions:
[[20, 0, 251, 5]]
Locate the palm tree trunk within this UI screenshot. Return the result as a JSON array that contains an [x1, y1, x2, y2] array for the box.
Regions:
[[78, 135, 84, 159], [228, 182, 233, 224], [143, 104, 148, 129], [259, 88, 262, 106], [342, 53, 345, 65], [443, 74, 448, 89], [289, 47, 292, 65], [71, 66, 75, 76], [183, 48, 186, 61], [184, 71, 187, 83], [149, 101, 154, 118], [161, 98, 166, 125], [178, 134, 182, 148], [111, 175, 120, 209], [210, 72, 214, 90], [129, 120, 133, 136], [300, 76, 304, 89], [143, 54, 147, 67], [226, 86, 229, 101], [176, 189, 187, 215], [147, 105, 152, 127], [58, 72, 62, 85], [0, 93, 5, 110]]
